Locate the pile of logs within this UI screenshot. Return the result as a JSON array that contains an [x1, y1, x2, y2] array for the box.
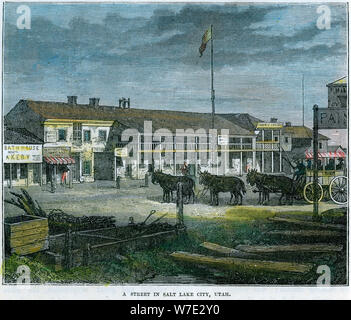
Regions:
[[47, 209, 116, 233], [5, 189, 116, 233]]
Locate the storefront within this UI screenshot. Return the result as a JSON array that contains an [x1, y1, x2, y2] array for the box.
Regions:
[[42, 147, 75, 190], [3, 144, 42, 188], [3, 128, 43, 187]]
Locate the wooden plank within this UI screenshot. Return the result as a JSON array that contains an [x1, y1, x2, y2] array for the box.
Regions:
[[170, 251, 313, 274], [268, 217, 346, 231], [11, 226, 48, 239], [78, 227, 116, 234], [11, 233, 48, 247], [236, 243, 343, 254], [77, 233, 118, 241], [90, 229, 183, 249], [9, 218, 48, 233], [5, 214, 47, 226], [266, 230, 345, 237], [12, 239, 49, 255], [200, 242, 262, 259]]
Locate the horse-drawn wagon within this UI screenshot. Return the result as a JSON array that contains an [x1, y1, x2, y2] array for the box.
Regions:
[[303, 150, 347, 205], [303, 169, 347, 205]]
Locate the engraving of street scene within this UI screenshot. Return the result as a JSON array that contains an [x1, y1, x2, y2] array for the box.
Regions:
[[2, 3, 348, 285]]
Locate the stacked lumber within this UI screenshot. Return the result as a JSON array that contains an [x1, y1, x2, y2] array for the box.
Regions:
[[171, 251, 313, 274], [268, 217, 346, 231], [266, 230, 344, 237], [200, 242, 261, 259], [235, 243, 343, 254]]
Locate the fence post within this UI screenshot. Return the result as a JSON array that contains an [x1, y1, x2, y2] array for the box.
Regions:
[[63, 226, 73, 269], [144, 173, 149, 187], [83, 243, 91, 266], [69, 166, 73, 189], [176, 182, 184, 226], [50, 165, 56, 193], [116, 176, 120, 189]]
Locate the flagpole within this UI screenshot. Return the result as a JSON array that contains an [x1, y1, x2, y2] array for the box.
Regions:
[[302, 74, 305, 127], [211, 24, 215, 129]]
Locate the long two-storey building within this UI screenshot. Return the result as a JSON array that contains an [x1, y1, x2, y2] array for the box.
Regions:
[[5, 96, 257, 185]]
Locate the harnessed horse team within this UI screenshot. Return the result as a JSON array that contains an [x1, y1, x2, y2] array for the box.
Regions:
[[151, 168, 303, 206]]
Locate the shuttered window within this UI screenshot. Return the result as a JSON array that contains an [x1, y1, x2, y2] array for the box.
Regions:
[[83, 161, 91, 175], [58, 129, 66, 141], [98, 130, 107, 141], [84, 130, 91, 142], [73, 123, 82, 141]]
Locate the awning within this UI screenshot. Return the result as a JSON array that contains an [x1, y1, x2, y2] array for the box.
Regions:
[[44, 156, 76, 165], [305, 150, 346, 159]]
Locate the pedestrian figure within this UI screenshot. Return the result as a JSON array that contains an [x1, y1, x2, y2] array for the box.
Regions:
[[292, 160, 306, 182], [325, 159, 335, 170], [61, 165, 69, 185], [181, 161, 189, 176], [307, 159, 312, 170], [336, 158, 344, 170]]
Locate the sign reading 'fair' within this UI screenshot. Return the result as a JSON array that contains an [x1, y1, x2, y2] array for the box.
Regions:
[[317, 108, 347, 129]]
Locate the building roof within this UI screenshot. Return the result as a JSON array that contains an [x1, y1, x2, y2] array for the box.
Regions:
[[327, 145, 344, 152], [327, 76, 347, 86], [218, 113, 263, 132], [4, 127, 43, 144], [21, 100, 253, 136], [282, 126, 330, 140]]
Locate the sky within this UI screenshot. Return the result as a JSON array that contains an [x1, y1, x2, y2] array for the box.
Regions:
[[2, 2, 348, 145]]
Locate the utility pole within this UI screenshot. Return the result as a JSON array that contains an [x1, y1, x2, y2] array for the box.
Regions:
[[211, 24, 215, 129], [313, 104, 319, 220]]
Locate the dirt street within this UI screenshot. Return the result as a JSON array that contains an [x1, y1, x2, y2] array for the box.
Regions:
[[4, 177, 340, 224]]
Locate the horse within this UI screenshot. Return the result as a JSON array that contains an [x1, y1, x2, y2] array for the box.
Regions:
[[151, 170, 173, 202], [246, 169, 296, 205], [246, 169, 270, 204], [151, 170, 195, 203], [199, 171, 246, 206]]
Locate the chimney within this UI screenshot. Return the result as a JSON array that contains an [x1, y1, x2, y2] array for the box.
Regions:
[[89, 97, 100, 108], [118, 97, 131, 108], [67, 96, 77, 105], [119, 97, 124, 108], [270, 117, 278, 123], [285, 122, 291, 127]]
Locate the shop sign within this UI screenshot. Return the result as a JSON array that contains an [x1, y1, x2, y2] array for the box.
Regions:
[[217, 135, 229, 145], [43, 147, 71, 157], [256, 123, 283, 129], [317, 108, 347, 129], [4, 144, 42, 163]]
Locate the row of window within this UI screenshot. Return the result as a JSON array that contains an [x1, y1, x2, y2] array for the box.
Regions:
[[4, 163, 28, 180], [4, 162, 93, 179], [56, 128, 107, 142]]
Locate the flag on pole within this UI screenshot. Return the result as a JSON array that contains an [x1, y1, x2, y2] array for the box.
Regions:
[[199, 26, 212, 57]]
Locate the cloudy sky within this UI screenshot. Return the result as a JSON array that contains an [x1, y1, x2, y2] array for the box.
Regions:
[[3, 2, 348, 143]]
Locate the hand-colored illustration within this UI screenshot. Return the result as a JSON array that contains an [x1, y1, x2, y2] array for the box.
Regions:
[[2, 2, 348, 286]]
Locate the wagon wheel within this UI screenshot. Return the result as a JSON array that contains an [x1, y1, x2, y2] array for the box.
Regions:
[[329, 176, 348, 205], [303, 182, 323, 204]]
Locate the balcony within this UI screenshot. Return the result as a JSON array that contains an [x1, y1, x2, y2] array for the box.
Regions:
[[256, 141, 280, 151]]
